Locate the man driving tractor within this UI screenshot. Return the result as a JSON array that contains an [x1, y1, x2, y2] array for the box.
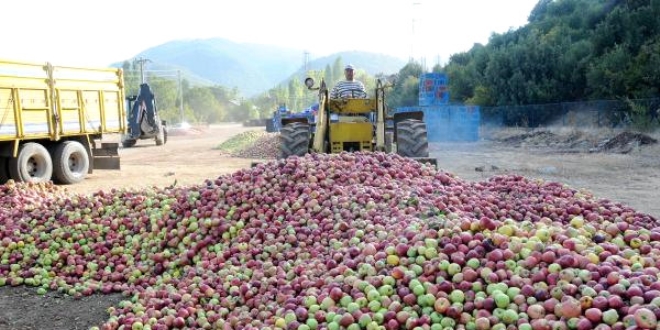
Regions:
[[330, 64, 367, 99]]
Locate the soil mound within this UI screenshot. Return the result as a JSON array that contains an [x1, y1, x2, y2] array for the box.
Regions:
[[495, 130, 593, 150], [500, 130, 557, 144], [590, 131, 658, 154], [494, 129, 657, 153]]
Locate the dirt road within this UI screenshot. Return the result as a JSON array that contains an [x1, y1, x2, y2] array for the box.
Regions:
[[69, 124, 261, 195], [429, 139, 660, 218]]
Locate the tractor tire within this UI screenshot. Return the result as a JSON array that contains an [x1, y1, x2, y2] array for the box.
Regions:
[[395, 119, 429, 158], [8, 142, 53, 183], [385, 131, 394, 153], [51, 141, 90, 184], [122, 138, 137, 148], [0, 157, 9, 184], [279, 122, 310, 159], [155, 127, 165, 146]]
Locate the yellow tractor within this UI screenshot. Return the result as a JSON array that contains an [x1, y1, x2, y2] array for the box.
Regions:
[[278, 77, 437, 167]]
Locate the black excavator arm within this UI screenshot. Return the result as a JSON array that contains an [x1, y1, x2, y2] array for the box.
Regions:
[[127, 83, 158, 138]]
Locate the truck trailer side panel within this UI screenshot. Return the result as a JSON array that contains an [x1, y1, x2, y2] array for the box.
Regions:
[[0, 59, 126, 184]]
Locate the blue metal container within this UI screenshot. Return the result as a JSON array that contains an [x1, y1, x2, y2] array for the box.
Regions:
[[393, 105, 480, 142], [419, 73, 449, 106]]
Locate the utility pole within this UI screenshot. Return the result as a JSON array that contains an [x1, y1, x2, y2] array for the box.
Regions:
[[304, 51, 310, 73], [134, 57, 151, 83], [410, 2, 422, 63], [178, 70, 184, 124]]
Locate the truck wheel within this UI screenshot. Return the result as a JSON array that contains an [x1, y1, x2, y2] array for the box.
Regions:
[[396, 120, 429, 158], [279, 122, 310, 159], [52, 141, 90, 184], [0, 157, 9, 184], [8, 142, 53, 183]]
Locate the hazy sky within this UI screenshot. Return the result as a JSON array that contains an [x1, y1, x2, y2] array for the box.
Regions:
[[3, 0, 538, 67]]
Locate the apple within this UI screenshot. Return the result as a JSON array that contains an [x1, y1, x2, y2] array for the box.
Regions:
[[634, 307, 657, 329], [585, 308, 603, 323], [475, 317, 490, 330], [602, 309, 619, 325], [434, 297, 450, 314]]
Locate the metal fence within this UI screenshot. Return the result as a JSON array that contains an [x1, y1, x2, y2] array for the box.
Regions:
[[481, 98, 660, 129], [396, 105, 480, 142]]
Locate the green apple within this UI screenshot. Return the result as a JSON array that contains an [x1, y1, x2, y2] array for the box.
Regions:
[[602, 309, 619, 325]]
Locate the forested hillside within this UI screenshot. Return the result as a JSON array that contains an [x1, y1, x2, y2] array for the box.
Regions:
[[440, 0, 660, 106]]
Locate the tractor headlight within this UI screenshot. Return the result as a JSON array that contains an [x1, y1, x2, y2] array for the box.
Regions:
[[304, 77, 315, 89]]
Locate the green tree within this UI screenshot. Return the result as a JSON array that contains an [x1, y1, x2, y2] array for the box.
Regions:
[[186, 87, 223, 123], [331, 57, 344, 85], [440, 0, 659, 107], [121, 61, 140, 94], [529, 0, 553, 23], [586, 44, 634, 98], [387, 61, 424, 108], [324, 64, 334, 84], [146, 76, 178, 123], [288, 78, 304, 111]]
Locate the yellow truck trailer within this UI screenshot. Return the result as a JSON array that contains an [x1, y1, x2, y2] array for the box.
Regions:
[[0, 59, 125, 184]]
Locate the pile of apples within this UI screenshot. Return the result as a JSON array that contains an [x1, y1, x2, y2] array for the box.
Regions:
[[216, 130, 280, 159], [0, 152, 659, 330]]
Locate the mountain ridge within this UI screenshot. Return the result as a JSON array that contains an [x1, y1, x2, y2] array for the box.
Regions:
[[112, 38, 407, 97]]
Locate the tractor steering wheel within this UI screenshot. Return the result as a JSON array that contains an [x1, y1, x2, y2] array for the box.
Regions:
[[339, 89, 368, 99]]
